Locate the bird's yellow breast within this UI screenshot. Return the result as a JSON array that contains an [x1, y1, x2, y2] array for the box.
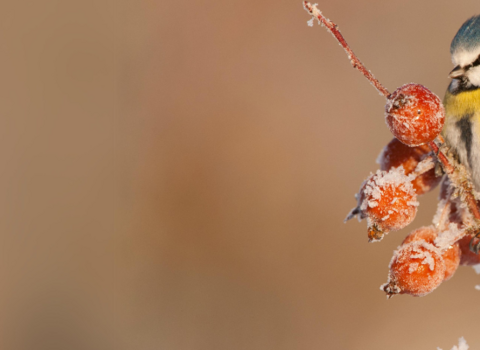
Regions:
[[444, 89, 480, 120]]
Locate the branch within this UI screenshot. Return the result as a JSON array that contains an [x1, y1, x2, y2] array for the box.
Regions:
[[303, 1, 390, 97], [428, 140, 480, 222]]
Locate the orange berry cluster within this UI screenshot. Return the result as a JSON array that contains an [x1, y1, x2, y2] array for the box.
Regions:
[[347, 83, 480, 297]]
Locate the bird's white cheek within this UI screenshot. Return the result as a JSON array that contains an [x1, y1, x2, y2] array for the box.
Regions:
[[467, 67, 480, 86], [452, 48, 480, 67]]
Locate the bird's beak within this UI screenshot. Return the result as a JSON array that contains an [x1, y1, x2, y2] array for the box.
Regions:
[[449, 65, 466, 79]]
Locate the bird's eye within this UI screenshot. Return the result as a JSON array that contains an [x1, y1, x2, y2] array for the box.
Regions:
[[472, 54, 480, 68], [417, 110, 421, 115]]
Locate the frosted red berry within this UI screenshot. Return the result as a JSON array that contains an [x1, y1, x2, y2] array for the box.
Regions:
[[402, 226, 460, 281], [402, 226, 437, 245], [360, 167, 418, 242], [378, 138, 441, 195], [385, 84, 445, 146], [382, 241, 445, 297]]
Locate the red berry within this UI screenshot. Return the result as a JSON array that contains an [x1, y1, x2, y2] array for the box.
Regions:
[[458, 234, 480, 266], [402, 226, 460, 281], [402, 226, 437, 245], [385, 84, 445, 146], [360, 167, 418, 242], [378, 138, 441, 195], [382, 241, 445, 297]]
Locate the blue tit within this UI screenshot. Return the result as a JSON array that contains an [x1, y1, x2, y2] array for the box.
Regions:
[[443, 15, 480, 191]]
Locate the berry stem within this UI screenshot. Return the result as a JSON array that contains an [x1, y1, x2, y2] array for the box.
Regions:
[[303, 1, 390, 97], [428, 140, 480, 221], [411, 156, 435, 178], [437, 197, 451, 231], [427, 141, 453, 173]]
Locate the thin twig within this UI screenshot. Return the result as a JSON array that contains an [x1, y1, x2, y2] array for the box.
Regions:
[[303, 1, 390, 97]]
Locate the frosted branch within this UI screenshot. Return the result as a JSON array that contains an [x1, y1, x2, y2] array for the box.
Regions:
[[303, 1, 390, 97]]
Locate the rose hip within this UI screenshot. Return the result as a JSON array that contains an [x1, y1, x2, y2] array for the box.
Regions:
[[402, 226, 460, 281], [359, 167, 418, 242], [385, 84, 445, 146], [378, 138, 441, 195], [382, 241, 445, 297]]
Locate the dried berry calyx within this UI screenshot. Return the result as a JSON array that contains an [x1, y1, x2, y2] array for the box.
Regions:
[[385, 84, 445, 147], [367, 224, 383, 242], [345, 180, 368, 222]]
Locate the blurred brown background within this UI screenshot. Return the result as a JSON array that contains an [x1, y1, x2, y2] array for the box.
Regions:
[[2, 0, 480, 349]]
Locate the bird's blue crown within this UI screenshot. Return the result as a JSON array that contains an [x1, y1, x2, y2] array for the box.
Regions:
[[451, 15, 480, 55]]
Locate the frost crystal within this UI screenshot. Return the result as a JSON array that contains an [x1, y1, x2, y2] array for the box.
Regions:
[[361, 167, 418, 210], [307, 18, 314, 27], [434, 223, 463, 251], [412, 156, 435, 177], [432, 199, 449, 227], [437, 337, 469, 350], [408, 262, 419, 274], [409, 241, 438, 271]]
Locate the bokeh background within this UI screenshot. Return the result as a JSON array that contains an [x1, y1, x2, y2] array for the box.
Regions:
[[3, 0, 480, 349]]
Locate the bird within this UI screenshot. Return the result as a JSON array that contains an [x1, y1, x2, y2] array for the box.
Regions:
[[443, 15, 480, 192], [442, 15, 480, 253]]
